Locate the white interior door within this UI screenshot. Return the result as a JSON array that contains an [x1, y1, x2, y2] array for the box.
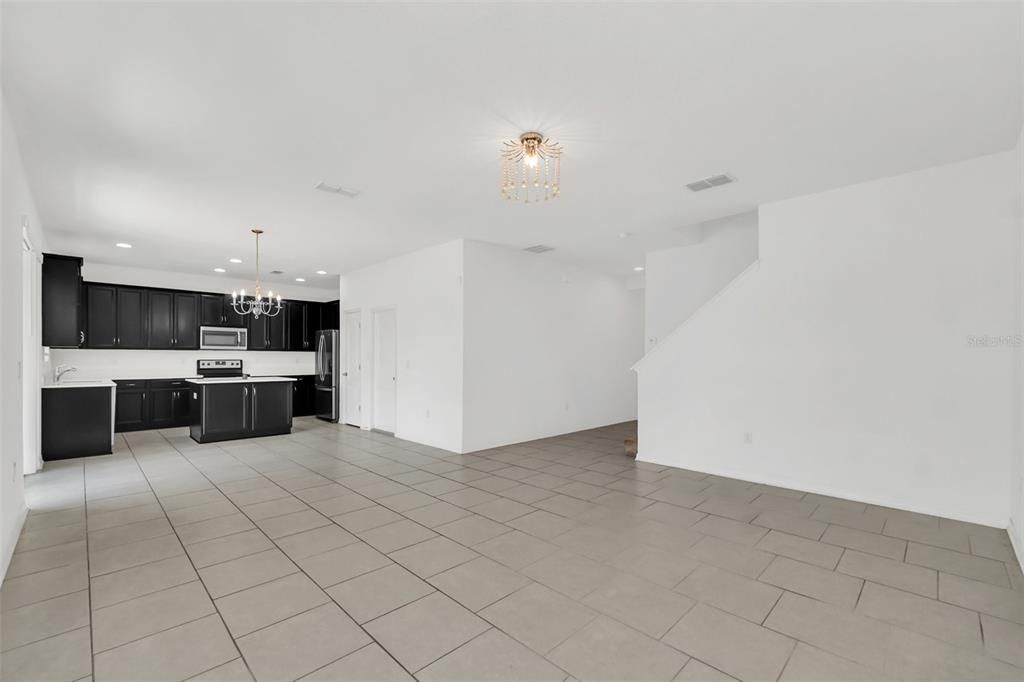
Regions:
[[343, 311, 362, 426], [372, 309, 397, 434], [22, 234, 41, 475]]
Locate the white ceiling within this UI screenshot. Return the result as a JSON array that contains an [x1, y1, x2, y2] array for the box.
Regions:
[[3, 2, 1021, 284]]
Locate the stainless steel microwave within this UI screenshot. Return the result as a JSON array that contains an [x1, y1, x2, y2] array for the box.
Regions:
[[199, 326, 248, 350]]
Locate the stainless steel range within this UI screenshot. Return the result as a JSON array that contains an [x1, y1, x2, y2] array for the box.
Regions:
[[196, 359, 249, 380]]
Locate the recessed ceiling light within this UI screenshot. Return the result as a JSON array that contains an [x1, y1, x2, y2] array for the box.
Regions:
[[633, 266, 645, 272], [316, 270, 327, 275], [229, 258, 242, 264], [213, 267, 226, 273], [295, 277, 306, 282], [115, 242, 132, 249]]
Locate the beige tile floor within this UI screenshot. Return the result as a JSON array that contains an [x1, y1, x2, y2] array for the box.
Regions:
[[2, 418, 1023, 682]]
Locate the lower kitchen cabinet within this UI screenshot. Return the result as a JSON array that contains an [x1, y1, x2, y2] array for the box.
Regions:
[[115, 379, 192, 432], [42, 386, 113, 460], [290, 375, 316, 417], [190, 380, 293, 443]]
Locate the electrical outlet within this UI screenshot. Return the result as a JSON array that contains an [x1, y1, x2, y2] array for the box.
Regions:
[[744, 431, 753, 444], [564, 401, 569, 411], [425, 408, 430, 418]]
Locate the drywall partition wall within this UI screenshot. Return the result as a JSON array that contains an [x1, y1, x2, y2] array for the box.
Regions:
[[636, 150, 1019, 527], [462, 240, 644, 453], [645, 211, 758, 352], [48, 349, 315, 380], [82, 263, 338, 302], [340, 240, 465, 453], [1, 97, 48, 579], [1012, 122, 1024, 569]]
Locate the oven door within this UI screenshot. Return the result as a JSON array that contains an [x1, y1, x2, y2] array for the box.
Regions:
[[199, 327, 248, 350]]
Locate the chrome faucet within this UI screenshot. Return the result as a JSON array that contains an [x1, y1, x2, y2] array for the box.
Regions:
[[55, 365, 78, 383]]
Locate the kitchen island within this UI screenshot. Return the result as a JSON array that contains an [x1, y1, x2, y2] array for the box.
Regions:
[[187, 376, 296, 443]]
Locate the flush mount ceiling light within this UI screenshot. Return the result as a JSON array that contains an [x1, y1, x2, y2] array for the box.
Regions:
[[115, 242, 132, 249], [295, 278, 306, 282], [213, 267, 226, 273], [502, 132, 561, 203], [633, 266, 645, 272], [316, 270, 327, 275], [230, 229, 282, 319], [229, 258, 242, 264]]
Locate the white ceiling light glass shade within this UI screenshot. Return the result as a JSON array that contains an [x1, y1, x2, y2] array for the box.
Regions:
[[316, 270, 327, 275], [230, 229, 282, 319], [295, 278, 305, 282], [115, 242, 132, 248], [229, 258, 242, 263], [633, 266, 645, 272], [502, 132, 561, 203], [213, 267, 226, 273]]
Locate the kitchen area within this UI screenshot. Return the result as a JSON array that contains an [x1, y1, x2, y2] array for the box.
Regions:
[[39, 253, 342, 461]]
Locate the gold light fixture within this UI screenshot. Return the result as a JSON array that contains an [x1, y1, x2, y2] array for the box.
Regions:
[[502, 132, 562, 203], [231, 229, 283, 319]]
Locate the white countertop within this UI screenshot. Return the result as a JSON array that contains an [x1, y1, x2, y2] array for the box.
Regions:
[[186, 376, 298, 385], [42, 380, 117, 389]]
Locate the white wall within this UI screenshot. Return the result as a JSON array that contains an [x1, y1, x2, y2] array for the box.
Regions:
[[82, 262, 337, 302], [1011, 123, 1024, 568], [462, 240, 643, 452], [1, 96, 49, 578], [48, 349, 315, 381], [636, 150, 1019, 527], [645, 212, 758, 351], [340, 240, 465, 453]]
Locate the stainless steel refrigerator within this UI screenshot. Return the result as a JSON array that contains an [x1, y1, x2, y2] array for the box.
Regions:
[[315, 329, 340, 422]]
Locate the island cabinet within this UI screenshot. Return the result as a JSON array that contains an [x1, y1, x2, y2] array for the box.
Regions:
[[189, 380, 293, 443]]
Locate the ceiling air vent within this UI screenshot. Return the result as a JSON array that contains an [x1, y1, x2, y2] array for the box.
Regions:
[[523, 244, 555, 254], [315, 181, 360, 198], [270, 270, 284, 275], [686, 173, 736, 192]]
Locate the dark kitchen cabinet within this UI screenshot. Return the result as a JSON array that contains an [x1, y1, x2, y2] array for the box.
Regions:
[[42, 254, 83, 348], [148, 291, 175, 348], [322, 300, 340, 329], [116, 287, 148, 348], [200, 294, 224, 326], [148, 379, 191, 428], [286, 301, 304, 351], [191, 380, 294, 443], [148, 291, 197, 349], [248, 309, 286, 350], [195, 383, 248, 440], [200, 294, 246, 328], [290, 375, 315, 417], [42, 386, 113, 460], [114, 381, 148, 432], [174, 293, 199, 349], [86, 284, 118, 348], [116, 379, 191, 432], [286, 302, 322, 351], [251, 381, 291, 435]]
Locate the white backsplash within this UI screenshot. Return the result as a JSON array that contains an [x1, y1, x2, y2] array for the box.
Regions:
[[48, 348, 316, 381]]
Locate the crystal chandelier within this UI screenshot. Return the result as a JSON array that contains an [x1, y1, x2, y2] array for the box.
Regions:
[[502, 132, 562, 203], [231, 229, 282, 319]]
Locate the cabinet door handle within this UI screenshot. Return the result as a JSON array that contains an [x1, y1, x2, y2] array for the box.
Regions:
[[252, 385, 257, 429], [80, 331, 85, 344]]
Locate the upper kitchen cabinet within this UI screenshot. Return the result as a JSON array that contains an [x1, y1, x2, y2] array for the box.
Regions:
[[248, 307, 286, 350], [286, 301, 321, 351], [200, 294, 225, 326], [200, 294, 246, 328], [85, 284, 117, 348], [321, 300, 340, 329], [116, 287, 148, 348], [41, 253, 83, 348], [85, 284, 148, 349], [148, 290, 198, 349], [174, 293, 199, 348]]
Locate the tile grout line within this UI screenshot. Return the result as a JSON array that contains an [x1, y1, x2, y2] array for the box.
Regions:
[[153, 429, 426, 681], [120, 434, 258, 682]]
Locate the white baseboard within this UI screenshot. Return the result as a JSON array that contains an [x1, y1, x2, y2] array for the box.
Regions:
[[0, 505, 29, 583]]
